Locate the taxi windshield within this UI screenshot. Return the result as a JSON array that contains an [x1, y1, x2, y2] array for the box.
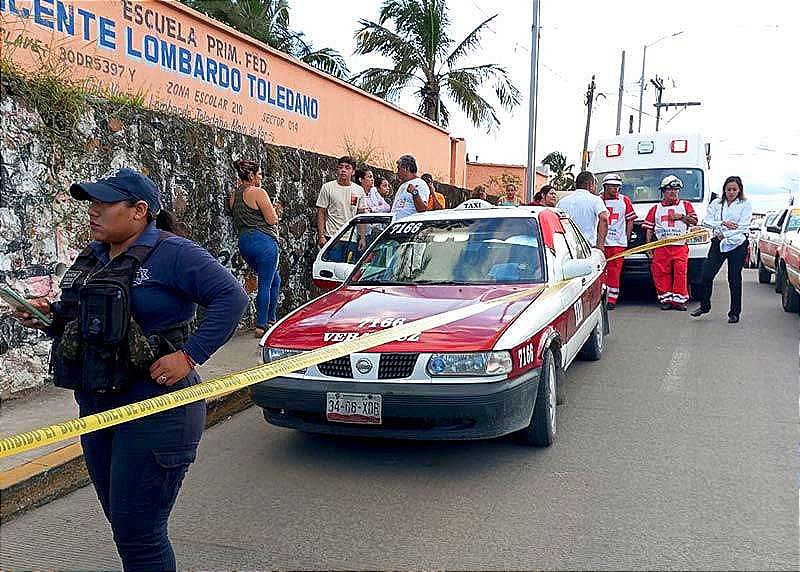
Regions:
[[349, 218, 544, 285]]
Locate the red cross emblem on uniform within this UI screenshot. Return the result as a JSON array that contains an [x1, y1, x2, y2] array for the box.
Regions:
[[608, 207, 620, 224], [660, 208, 677, 227]]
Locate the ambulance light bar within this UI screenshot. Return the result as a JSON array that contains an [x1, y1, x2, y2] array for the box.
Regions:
[[671, 139, 688, 153], [605, 143, 623, 157], [637, 141, 654, 154]]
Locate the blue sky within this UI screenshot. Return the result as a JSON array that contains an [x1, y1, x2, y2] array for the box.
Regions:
[[294, 0, 798, 213]]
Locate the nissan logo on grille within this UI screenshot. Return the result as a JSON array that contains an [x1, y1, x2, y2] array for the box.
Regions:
[[355, 358, 373, 374]]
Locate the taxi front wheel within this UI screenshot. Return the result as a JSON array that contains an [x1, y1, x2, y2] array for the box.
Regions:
[[518, 348, 557, 447]]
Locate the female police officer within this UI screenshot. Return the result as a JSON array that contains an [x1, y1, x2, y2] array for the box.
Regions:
[[13, 168, 249, 571]]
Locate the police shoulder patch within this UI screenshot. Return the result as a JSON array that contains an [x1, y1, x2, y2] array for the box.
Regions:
[[59, 269, 83, 289]]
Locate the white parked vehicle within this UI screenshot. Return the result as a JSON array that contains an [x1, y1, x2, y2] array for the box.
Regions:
[[589, 132, 713, 299]]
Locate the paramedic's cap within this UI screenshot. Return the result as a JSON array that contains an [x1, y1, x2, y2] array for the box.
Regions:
[[70, 168, 161, 215], [659, 174, 684, 190], [602, 173, 623, 186]]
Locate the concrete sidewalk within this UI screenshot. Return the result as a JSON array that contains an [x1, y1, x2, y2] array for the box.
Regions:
[[0, 333, 263, 520]]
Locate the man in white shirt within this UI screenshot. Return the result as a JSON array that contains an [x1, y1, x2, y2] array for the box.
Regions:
[[316, 156, 366, 247], [556, 171, 610, 248], [391, 155, 429, 219]]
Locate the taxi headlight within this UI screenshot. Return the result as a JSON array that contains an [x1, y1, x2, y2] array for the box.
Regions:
[[688, 226, 710, 244], [262, 347, 307, 374], [426, 351, 512, 377]]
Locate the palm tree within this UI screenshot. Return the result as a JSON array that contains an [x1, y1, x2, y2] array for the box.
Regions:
[[181, 0, 349, 78], [352, 0, 520, 130], [542, 151, 576, 192]]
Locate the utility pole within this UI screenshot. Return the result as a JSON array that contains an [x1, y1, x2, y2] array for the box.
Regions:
[[637, 45, 647, 133], [581, 75, 596, 171], [615, 50, 625, 135], [638, 31, 684, 132], [650, 76, 665, 131], [525, 0, 541, 203]]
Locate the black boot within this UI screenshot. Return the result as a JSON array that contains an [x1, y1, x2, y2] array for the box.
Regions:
[[690, 306, 710, 317]]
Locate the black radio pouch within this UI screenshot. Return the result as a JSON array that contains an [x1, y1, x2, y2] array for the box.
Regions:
[[79, 282, 131, 393]]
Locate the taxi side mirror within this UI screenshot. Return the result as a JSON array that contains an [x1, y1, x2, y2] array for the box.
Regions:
[[709, 192, 718, 203], [766, 225, 781, 234], [563, 259, 594, 280]]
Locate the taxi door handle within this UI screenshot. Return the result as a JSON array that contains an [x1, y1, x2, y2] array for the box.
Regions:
[[581, 278, 587, 286]]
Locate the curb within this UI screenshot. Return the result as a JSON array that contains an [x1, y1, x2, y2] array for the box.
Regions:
[[0, 388, 253, 523]]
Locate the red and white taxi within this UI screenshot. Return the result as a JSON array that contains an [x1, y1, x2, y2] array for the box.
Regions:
[[253, 204, 608, 446]]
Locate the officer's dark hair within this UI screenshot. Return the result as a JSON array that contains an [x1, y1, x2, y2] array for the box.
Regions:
[[575, 171, 595, 190], [722, 175, 745, 201], [125, 200, 185, 236], [338, 156, 356, 169], [354, 168, 372, 186], [233, 159, 260, 182]]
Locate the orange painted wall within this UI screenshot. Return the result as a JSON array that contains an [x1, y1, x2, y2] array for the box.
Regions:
[[1, 0, 459, 181], [465, 162, 548, 200]]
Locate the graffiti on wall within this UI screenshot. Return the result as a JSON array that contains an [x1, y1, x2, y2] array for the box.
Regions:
[[0, 0, 455, 176]]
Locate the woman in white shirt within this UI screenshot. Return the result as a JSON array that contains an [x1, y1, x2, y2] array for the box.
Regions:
[[356, 168, 391, 213], [691, 176, 753, 323]]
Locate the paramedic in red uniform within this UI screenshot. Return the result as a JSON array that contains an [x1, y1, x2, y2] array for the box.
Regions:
[[642, 175, 698, 310], [601, 174, 636, 309]]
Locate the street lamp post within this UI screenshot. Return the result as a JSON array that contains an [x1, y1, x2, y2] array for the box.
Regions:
[[637, 30, 683, 133], [525, 0, 541, 203]]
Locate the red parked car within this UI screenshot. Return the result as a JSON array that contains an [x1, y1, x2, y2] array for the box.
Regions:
[[775, 208, 800, 312]]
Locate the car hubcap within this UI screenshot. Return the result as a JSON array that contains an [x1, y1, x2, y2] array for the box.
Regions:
[[547, 360, 556, 434]]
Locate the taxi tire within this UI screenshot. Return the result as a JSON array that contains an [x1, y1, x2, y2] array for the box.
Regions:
[[780, 269, 800, 313], [578, 311, 604, 361], [518, 348, 556, 447], [758, 260, 771, 284]]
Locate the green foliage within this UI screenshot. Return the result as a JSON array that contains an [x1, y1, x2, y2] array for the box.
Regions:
[[182, 0, 349, 78], [1, 55, 145, 143], [352, 0, 521, 130], [542, 151, 576, 192]]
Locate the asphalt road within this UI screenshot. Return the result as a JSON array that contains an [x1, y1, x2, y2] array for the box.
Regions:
[[1, 271, 797, 571]]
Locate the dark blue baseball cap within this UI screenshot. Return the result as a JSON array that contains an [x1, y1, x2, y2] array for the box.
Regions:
[[70, 168, 161, 214]]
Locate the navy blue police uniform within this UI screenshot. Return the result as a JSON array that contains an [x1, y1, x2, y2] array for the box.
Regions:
[[47, 169, 249, 571]]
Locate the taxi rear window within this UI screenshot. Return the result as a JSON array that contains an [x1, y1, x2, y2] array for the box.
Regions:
[[349, 218, 544, 285]]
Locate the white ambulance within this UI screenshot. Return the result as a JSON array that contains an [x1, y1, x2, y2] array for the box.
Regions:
[[589, 132, 713, 298]]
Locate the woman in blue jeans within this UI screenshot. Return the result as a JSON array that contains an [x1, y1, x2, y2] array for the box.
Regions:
[[230, 159, 281, 337]]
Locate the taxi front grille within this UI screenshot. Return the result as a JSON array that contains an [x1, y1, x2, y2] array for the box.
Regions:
[[318, 357, 353, 378], [378, 353, 418, 379]]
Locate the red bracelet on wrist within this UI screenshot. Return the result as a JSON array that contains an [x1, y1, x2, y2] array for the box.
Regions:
[[182, 350, 196, 369]]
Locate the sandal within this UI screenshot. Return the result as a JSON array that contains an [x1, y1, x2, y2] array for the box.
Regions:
[[254, 327, 266, 338]]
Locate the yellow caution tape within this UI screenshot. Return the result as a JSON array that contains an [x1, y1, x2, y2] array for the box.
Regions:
[[0, 286, 542, 459], [605, 229, 710, 262]]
